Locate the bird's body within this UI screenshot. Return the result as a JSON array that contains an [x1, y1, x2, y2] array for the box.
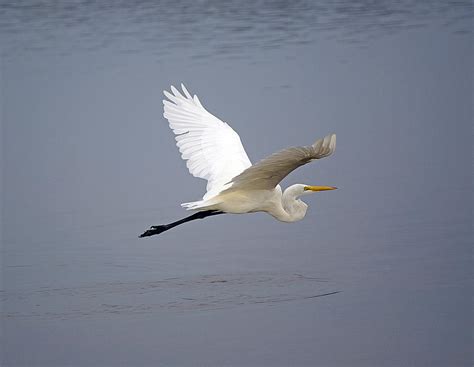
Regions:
[[139, 84, 337, 238], [187, 185, 307, 222]]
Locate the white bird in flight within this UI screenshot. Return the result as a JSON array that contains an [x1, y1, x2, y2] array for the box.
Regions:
[[139, 84, 337, 238]]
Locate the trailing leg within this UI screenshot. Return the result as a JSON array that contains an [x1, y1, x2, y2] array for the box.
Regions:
[[139, 210, 224, 238]]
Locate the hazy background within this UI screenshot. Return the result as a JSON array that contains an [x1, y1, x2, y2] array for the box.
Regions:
[[1, 1, 472, 366]]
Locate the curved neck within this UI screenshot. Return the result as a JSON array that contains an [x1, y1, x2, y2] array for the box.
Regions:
[[272, 185, 308, 222]]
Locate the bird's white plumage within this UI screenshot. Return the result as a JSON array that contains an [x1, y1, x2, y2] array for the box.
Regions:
[[161, 84, 337, 220], [163, 84, 252, 200]]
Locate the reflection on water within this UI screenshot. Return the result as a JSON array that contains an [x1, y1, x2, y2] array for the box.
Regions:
[[0, 0, 470, 60], [1, 272, 339, 319]]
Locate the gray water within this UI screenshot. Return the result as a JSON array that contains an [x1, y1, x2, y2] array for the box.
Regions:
[[1, 1, 472, 366]]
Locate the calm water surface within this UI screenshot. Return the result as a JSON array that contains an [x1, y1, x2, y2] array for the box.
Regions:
[[1, 1, 472, 366]]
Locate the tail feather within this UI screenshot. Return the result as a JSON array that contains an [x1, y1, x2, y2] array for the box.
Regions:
[[180, 201, 203, 210], [181, 199, 221, 211]]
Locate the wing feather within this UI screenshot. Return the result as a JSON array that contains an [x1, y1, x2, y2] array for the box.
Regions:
[[227, 134, 336, 191], [163, 84, 252, 199]]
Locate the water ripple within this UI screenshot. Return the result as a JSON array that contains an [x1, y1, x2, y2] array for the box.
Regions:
[[1, 272, 340, 320], [0, 0, 470, 60]]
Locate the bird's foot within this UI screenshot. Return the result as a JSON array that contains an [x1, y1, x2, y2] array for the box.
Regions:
[[138, 224, 170, 238]]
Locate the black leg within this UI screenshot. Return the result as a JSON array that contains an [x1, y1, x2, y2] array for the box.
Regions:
[[139, 210, 224, 238]]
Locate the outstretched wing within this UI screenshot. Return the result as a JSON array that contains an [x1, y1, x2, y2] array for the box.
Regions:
[[227, 134, 336, 191], [163, 84, 252, 199]]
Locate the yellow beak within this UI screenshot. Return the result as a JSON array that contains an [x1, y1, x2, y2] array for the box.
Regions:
[[303, 185, 337, 192]]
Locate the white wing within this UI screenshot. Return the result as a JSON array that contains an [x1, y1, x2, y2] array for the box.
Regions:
[[163, 84, 252, 199], [227, 134, 336, 191]]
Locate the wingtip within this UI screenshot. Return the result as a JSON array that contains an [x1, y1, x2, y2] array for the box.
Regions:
[[181, 83, 192, 98], [170, 85, 180, 96], [311, 133, 337, 156], [163, 89, 172, 99]]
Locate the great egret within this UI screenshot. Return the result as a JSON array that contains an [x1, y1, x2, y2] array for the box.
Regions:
[[139, 84, 337, 238]]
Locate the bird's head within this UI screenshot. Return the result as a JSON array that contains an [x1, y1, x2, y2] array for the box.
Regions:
[[283, 183, 337, 200], [280, 184, 337, 222]]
